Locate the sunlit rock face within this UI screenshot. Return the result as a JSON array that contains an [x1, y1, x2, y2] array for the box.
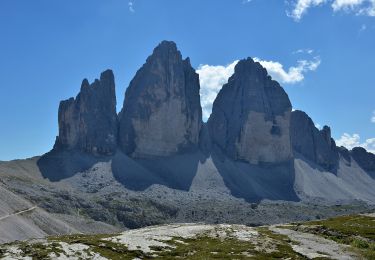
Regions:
[[290, 110, 339, 171], [119, 41, 202, 158], [208, 58, 293, 164], [54, 70, 118, 156]]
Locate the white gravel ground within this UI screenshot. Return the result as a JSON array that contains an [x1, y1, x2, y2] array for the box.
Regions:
[[107, 223, 259, 254], [271, 226, 358, 260]]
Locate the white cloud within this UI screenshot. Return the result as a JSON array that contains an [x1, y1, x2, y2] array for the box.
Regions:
[[336, 133, 375, 153], [197, 61, 238, 121], [333, 0, 375, 15], [197, 56, 320, 120], [332, 0, 365, 11], [288, 0, 327, 21], [371, 111, 375, 123], [359, 24, 367, 33], [336, 133, 361, 148], [128, 1, 135, 12], [288, 0, 375, 20], [294, 49, 314, 54], [254, 56, 321, 84]]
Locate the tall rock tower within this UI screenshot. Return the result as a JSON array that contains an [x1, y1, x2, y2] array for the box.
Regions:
[[54, 70, 118, 156], [208, 58, 293, 164], [119, 41, 202, 158]]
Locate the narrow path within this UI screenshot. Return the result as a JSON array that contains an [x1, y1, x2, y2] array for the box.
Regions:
[[270, 226, 358, 260], [0, 206, 37, 221]]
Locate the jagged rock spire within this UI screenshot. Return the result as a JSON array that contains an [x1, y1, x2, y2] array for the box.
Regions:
[[118, 41, 202, 157], [290, 110, 339, 171], [54, 69, 118, 156]]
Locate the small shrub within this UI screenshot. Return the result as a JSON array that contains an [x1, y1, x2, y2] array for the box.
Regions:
[[351, 238, 369, 249]]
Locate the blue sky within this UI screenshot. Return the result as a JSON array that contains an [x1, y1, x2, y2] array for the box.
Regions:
[[0, 0, 374, 160]]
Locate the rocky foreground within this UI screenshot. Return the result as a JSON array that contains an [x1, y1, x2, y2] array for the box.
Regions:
[[1, 213, 374, 259]]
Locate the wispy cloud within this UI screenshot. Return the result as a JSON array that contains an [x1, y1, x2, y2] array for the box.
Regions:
[[294, 49, 314, 54], [128, 1, 135, 13], [359, 24, 367, 34], [371, 111, 375, 123], [332, 0, 375, 15], [197, 56, 321, 120], [288, 0, 375, 21], [287, 0, 327, 21], [336, 133, 375, 153]]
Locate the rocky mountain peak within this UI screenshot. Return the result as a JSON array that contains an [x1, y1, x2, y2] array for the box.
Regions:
[[147, 40, 179, 58], [290, 110, 339, 171], [351, 147, 375, 176], [54, 69, 118, 156], [208, 57, 293, 164], [118, 41, 202, 158]]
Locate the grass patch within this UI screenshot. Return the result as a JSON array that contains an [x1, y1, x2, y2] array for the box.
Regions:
[[306, 215, 375, 241], [150, 228, 306, 259], [0, 247, 5, 258], [256, 227, 306, 259], [287, 214, 375, 259], [17, 241, 64, 259]]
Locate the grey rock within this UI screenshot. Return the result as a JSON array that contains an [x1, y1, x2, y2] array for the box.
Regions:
[[54, 70, 118, 156], [290, 110, 339, 171], [207, 58, 293, 164], [338, 146, 351, 164], [351, 147, 375, 177], [119, 41, 202, 158]]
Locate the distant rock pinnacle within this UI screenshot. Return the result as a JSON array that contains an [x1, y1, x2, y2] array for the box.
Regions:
[[54, 69, 118, 156], [207, 58, 293, 164], [290, 110, 339, 171]]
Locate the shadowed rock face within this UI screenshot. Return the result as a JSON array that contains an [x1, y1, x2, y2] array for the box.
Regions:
[[290, 110, 339, 172], [54, 70, 118, 156], [207, 58, 293, 164], [351, 147, 375, 178], [119, 41, 202, 158]]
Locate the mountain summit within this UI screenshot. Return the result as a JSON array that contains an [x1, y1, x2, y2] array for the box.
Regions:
[[54, 70, 118, 156], [118, 41, 202, 158], [208, 58, 293, 164]]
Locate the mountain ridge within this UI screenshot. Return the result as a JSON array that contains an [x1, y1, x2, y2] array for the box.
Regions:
[[35, 40, 375, 201], [1, 40, 375, 244], [39, 40, 374, 186]]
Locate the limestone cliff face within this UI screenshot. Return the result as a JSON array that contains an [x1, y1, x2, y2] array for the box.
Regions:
[[207, 58, 293, 164], [54, 70, 118, 155], [290, 110, 339, 171], [351, 147, 375, 174], [118, 41, 202, 158]]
